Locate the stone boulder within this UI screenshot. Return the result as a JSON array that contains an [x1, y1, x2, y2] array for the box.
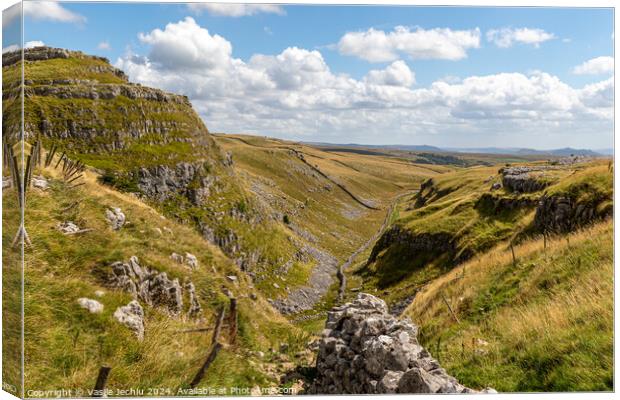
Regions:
[[534, 193, 611, 233], [185, 253, 199, 269], [307, 293, 495, 394], [32, 176, 49, 190], [105, 207, 126, 230], [107, 256, 199, 317], [114, 300, 145, 340], [500, 167, 549, 193], [77, 298, 103, 314]]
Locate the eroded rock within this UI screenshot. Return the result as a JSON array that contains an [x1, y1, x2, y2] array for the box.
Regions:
[[105, 207, 126, 230], [107, 256, 200, 317], [307, 293, 493, 394], [32, 176, 49, 190], [114, 300, 145, 340], [77, 298, 103, 314]]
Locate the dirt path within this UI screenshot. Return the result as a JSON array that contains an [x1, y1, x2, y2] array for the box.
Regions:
[[337, 190, 416, 302]]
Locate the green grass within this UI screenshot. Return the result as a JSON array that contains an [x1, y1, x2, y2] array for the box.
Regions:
[[15, 161, 306, 393], [408, 220, 613, 392], [358, 160, 612, 304]]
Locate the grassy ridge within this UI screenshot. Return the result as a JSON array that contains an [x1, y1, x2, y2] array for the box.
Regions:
[[357, 160, 612, 304], [407, 221, 613, 392], [214, 134, 447, 263], [15, 162, 307, 392]]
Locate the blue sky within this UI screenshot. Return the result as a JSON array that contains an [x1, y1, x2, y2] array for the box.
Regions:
[[2, 2, 615, 149]]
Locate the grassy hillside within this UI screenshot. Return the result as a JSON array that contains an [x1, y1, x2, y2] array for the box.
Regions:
[[5, 157, 309, 393], [355, 160, 612, 305], [407, 220, 613, 392], [3, 48, 341, 314], [214, 134, 448, 263]]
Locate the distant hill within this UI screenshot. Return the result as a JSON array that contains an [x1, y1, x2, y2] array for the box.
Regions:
[[304, 142, 444, 153], [446, 147, 603, 157], [305, 142, 604, 157]]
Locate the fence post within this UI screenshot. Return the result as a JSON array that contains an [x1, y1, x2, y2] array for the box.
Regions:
[[229, 298, 238, 345], [92, 366, 111, 397]]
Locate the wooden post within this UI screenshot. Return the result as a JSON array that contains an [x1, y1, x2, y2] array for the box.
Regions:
[[211, 307, 226, 346], [441, 294, 460, 323], [54, 152, 65, 169], [189, 343, 223, 389], [228, 298, 238, 345], [510, 243, 516, 266], [92, 366, 111, 397]]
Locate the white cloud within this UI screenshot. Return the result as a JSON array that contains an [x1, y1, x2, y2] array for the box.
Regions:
[[2, 44, 19, 54], [337, 26, 481, 63], [187, 3, 284, 17], [115, 18, 613, 147], [2, 41, 45, 54], [23, 1, 86, 24], [137, 17, 232, 71], [572, 56, 614, 75], [486, 27, 555, 48], [25, 40, 45, 48], [2, 4, 20, 27], [364, 61, 415, 87], [98, 41, 111, 51]]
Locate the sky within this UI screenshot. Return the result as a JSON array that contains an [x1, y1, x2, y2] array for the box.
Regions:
[[2, 1, 615, 149]]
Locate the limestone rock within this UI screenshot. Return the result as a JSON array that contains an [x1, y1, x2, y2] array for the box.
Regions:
[[58, 221, 80, 234], [32, 176, 49, 190], [185, 280, 202, 318], [185, 253, 198, 269], [77, 298, 103, 314], [170, 252, 184, 264], [105, 207, 126, 230], [500, 166, 549, 193], [114, 300, 145, 340], [307, 293, 489, 394], [107, 256, 196, 317]]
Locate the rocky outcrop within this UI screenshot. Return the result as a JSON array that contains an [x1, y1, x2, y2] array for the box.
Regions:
[[307, 294, 495, 394], [534, 192, 612, 233], [367, 225, 455, 266], [114, 300, 145, 340], [501, 167, 550, 193], [4, 46, 79, 66], [270, 244, 339, 314], [77, 298, 104, 314], [106, 256, 200, 317], [105, 207, 126, 230], [137, 162, 214, 203], [475, 193, 537, 215], [26, 83, 191, 105], [410, 178, 455, 209]]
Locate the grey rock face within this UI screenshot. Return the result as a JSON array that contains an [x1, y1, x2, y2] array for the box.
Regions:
[[367, 225, 459, 267], [184, 281, 202, 318], [77, 298, 104, 314], [107, 256, 199, 317], [185, 253, 198, 269], [137, 162, 211, 204], [501, 167, 550, 193], [114, 300, 145, 340], [307, 293, 492, 394], [32, 176, 49, 190], [105, 207, 126, 230], [534, 193, 611, 233], [57, 221, 81, 234]]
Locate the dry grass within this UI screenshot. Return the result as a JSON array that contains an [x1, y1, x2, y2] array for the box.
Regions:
[[13, 156, 308, 393], [406, 220, 613, 391]]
